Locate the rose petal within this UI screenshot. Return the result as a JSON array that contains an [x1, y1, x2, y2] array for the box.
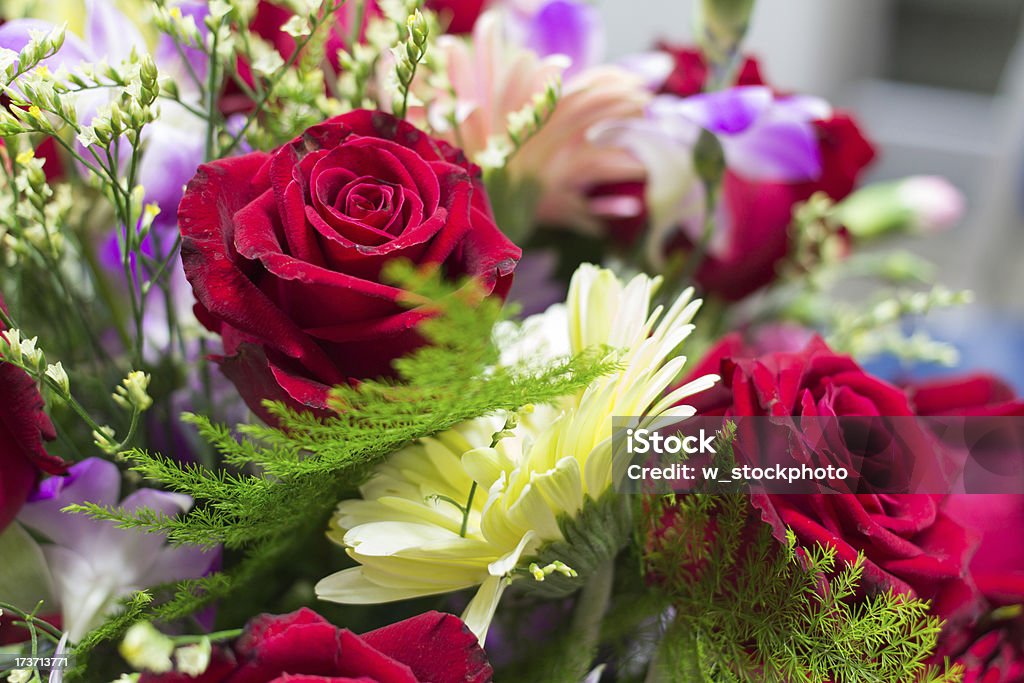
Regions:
[[362, 611, 493, 683]]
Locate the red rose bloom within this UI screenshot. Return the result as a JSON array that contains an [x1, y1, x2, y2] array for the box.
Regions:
[[909, 374, 1024, 498], [944, 490, 1024, 681], [638, 47, 877, 300], [0, 303, 65, 533], [683, 337, 980, 622], [141, 608, 493, 683], [909, 374, 1024, 419], [920, 375, 1024, 603], [178, 110, 520, 420]]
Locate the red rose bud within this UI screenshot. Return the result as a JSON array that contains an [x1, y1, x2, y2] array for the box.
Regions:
[[177, 110, 520, 422], [140, 608, 493, 683]]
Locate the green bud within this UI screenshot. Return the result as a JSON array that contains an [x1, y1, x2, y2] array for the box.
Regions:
[[92, 425, 119, 454], [693, 128, 726, 187], [112, 370, 153, 412], [698, 0, 755, 67]]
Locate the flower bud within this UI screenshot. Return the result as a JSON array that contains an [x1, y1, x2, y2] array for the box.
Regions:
[[698, 0, 756, 67], [174, 638, 212, 677], [139, 54, 159, 105], [113, 370, 153, 412], [120, 622, 174, 674], [833, 175, 965, 240], [693, 127, 726, 187], [93, 425, 118, 453], [7, 668, 33, 683], [45, 361, 70, 394]]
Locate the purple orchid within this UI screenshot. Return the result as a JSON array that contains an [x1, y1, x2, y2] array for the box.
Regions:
[[592, 85, 830, 264], [17, 458, 218, 641], [509, 0, 604, 78], [651, 86, 830, 182]]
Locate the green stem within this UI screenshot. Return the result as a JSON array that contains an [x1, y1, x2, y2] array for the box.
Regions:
[[349, 0, 366, 49], [77, 230, 132, 351], [459, 481, 477, 537], [204, 24, 222, 162], [220, 5, 340, 156], [677, 181, 721, 286], [113, 406, 143, 452], [568, 559, 615, 679], [172, 628, 242, 645], [644, 618, 704, 683]]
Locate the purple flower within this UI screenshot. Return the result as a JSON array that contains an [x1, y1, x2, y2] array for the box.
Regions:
[[18, 458, 218, 640], [592, 85, 830, 264], [512, 0, 604, 79], [652, 86, 829, 182]]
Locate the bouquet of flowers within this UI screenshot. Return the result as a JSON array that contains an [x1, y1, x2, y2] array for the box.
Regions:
[[0, 0, 1021, 681]]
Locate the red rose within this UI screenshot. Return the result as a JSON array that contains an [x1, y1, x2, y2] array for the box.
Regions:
[[427, 0, 487, 33], [656, 45, 764, 98], [913, 374, 1024, 498], [683, 337, 980, 622], [942, 492, 1024, 682], [141, 608, 493, 683], [940, 612, 1024, 683], [0, 302, 65, 533], [645, 47, 876, 300], [909, 374, 1024, 418], [223, 0, 480, 115], [178, 110, 520, 420], [919, 375, 1024, 602], [667, 114, 875, 301]]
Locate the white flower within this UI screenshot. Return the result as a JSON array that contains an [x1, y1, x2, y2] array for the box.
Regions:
[[45, 362, 70, 393], [174, 638, 211, 677], [119, 623, 173, 674], [316, 265, 719, 640]]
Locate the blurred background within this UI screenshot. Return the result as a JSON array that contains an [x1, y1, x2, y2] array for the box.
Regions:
[[601, 0, 1024, 388]]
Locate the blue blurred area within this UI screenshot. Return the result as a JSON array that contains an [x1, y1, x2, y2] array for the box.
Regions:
[[862, 308, 1024, 392]]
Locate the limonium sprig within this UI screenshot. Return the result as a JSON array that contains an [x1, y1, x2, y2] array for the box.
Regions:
[[316, 264, 720, 640], [0, 37, 164, 367]]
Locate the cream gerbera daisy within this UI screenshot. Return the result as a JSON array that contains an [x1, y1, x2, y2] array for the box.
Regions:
[[315, 264, 718, 640]]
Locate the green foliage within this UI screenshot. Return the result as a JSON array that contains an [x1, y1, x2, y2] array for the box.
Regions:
[[522, 490, 634, 599], [642, 495, 963, 683], [64, 263, 616, 658], [0, 601, 66, 680], [66, 592, 154, 680]]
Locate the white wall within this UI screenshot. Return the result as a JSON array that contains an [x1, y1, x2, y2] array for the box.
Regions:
[[599, 0, 888, 98]]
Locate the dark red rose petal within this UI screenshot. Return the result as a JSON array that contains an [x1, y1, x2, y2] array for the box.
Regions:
[[362, 611, 493, 683]]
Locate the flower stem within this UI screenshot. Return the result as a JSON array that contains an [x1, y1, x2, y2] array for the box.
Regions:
[[568, 559, 615, 679], [459, 482, 477, 537]]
